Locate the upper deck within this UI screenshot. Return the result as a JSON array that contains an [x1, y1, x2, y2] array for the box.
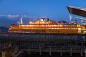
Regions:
[[29, 18, 57, 25]]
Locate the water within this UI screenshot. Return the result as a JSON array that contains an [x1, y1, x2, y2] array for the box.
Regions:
[[0, 27, 8, 32]]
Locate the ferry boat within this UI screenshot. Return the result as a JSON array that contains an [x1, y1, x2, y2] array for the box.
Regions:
[[8, 17, 86, 34]]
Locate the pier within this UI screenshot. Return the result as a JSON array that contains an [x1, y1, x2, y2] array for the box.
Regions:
[[0, 33, 86, 57]]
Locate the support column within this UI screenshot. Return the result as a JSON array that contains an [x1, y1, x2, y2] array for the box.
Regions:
[[80, 48, 83, 56], [70, 48, 72, 56], [2, 51, 5, 57], [49, 47, 52, 56], [84, 50, 86, 57], [39, 47, 42, 56], [60, 48, 62, 56]]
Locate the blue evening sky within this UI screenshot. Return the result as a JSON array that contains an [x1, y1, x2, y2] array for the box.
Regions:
[[0, 0, 86, 25]]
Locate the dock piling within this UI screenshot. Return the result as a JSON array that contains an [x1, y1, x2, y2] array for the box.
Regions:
[[60, 48, 63, 56], [70, 48, 72, 56], [39, 46, 42, 56], [49, 47, 52, 56], [80, 48, 83, 56]]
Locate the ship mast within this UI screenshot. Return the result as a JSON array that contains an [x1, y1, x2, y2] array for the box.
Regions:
[[20, 16, 23, 24], [69, 7, 72, 22], [69, 13, 72, 22]]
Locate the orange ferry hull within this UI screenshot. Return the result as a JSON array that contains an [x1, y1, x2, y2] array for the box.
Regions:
[[9, 24, 84, 34]]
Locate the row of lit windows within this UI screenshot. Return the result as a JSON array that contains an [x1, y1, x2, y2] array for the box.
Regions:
[[10, 29, 78, 33], [18, 24, 80, 27], [11, 27, 80, 30]]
